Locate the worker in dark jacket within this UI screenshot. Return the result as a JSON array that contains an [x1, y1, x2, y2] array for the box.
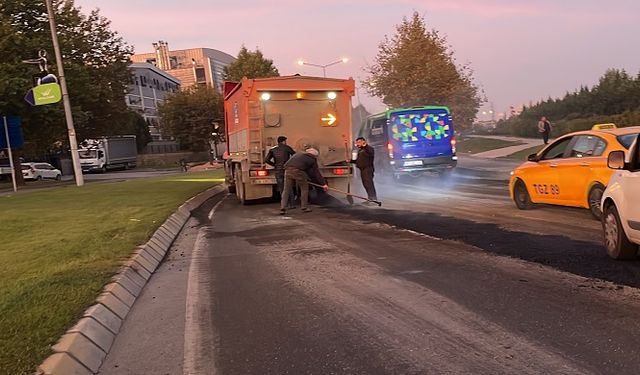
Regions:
[[265, 136, 296, 208], [280, 148, 328, 215], [352, 137, 377, 202]]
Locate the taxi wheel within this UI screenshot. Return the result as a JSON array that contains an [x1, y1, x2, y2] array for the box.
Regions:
[[588, 184, 605, 219], [513, 180, 533, 210], [602, 204, 638, 260]]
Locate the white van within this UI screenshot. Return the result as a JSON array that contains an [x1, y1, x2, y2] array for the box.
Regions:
[[601, 134, 640, 259]]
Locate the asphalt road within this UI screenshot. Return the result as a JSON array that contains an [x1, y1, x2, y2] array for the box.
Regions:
[[99, 170, 640, 374]]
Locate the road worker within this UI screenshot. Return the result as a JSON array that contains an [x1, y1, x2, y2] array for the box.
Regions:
[[265, 136, 296, 208], [280, 148, 328, 215]]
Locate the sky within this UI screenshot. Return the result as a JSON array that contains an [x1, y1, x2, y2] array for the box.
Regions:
[[74, 0, 640, 121]]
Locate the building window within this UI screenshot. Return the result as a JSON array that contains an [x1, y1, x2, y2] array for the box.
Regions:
[[127, 95, 141, 106], [195, 67, 206, 83]]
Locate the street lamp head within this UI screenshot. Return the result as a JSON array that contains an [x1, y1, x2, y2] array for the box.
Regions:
[[297, 60, 305, 66], [341, 57, 349, 63]]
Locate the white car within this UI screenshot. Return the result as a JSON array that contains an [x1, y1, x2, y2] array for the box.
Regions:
[[601, 134, 640, 259], [21, 162, 62, 181]]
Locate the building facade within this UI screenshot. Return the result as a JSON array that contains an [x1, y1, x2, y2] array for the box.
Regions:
[[127, 62, 181, 141], [131, 41, 235, 92]]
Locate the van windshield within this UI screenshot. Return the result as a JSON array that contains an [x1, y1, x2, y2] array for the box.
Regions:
[[389, 109, 452, 143]]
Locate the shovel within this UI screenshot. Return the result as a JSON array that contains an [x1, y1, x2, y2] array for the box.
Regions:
[[308, 181, 382, 207]]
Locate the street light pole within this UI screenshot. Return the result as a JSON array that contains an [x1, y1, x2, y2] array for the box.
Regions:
[[45, 0, 84, 186], [297, 58, 348, 78]]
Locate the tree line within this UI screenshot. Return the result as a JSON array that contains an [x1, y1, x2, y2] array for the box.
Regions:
[[1, 2, 480, 160], [160, 11, 483, 148], [496, 69, 640, 137], [0, 0, 151, 160]]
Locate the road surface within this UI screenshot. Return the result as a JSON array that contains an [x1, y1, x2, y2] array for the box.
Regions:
[[99, 168, 640, 374]]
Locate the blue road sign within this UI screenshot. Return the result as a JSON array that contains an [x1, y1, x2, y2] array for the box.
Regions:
[[0, 116, 24, 149]]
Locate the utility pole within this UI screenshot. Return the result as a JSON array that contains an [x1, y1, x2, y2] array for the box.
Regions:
[[2, 117, 17, 192], [45, 0, 84, 186]]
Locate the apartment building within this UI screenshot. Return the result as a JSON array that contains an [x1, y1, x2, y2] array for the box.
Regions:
[[127, 62, 181, 140], [130, 41, 235, 92]]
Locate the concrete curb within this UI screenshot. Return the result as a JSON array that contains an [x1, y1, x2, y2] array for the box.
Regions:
[[36, 184, 226, 375]]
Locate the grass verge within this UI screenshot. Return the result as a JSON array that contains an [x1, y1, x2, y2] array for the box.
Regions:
[[457, 137, 524, 154], [0, 170, 224, 374], [500, 144, 546, 161]]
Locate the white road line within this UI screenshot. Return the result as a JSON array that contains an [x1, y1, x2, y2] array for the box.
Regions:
[[208, 194, 228, 220], [183, 228, 216, 375]]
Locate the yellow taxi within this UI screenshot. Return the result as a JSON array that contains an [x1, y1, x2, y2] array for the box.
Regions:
[[509, 124, 640, 218]]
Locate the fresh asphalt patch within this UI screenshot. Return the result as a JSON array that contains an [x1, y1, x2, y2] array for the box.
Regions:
[[335, 206, 640, 289]]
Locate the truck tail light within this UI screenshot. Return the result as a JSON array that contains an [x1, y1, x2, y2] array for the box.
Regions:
[[451, 137, 457, 153], [249, 170, 269, 177], [332, 168, 349, 175], [387, 143, 394, 159]]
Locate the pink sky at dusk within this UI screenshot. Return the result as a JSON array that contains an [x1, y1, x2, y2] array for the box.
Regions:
[[75, 0, 640, 121]]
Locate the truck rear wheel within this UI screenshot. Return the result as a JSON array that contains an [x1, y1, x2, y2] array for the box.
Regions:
[[234, 166, 246, 205]]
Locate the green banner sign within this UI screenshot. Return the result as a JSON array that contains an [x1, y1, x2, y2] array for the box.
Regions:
[[32, 83, 62, 105]]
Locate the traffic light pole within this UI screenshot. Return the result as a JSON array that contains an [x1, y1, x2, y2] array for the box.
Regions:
[[45, 0, 84, 186]]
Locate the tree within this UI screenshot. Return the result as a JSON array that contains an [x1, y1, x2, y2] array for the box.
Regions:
[[496, 68, 640, 137], [363, 12, 482, 129], [223, 45, 279, 81], [352, 104, 371, 138], [158, 86, 224, 151], [0, 0, 136, 157], [131, 113, 152, 152]]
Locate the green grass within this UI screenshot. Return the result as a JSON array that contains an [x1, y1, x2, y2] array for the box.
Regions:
[[457, 137, 524, 154], [0, 170, 224, 374], [501, 144, 546, 161]]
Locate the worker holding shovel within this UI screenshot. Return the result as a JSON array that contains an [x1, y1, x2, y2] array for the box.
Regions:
[[280, 148, 328, 215], [352, 137, 378, 204]]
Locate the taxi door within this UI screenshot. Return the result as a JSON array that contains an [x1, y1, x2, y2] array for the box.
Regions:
[[556, 135, 607, 206], [526, 137, 573, 204]]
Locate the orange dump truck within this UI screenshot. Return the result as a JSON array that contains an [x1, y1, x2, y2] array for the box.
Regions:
[[223, 75, 356, 203]]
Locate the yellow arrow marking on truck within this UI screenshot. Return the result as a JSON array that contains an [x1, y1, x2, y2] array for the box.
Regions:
[[321, 113, 337, 125]]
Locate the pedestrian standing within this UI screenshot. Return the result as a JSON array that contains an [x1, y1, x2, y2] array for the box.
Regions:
[[352, 137, 378, 203], [538, 116, 552, 145], [265, 136, 296, 208], [280, 148, 328, 215]]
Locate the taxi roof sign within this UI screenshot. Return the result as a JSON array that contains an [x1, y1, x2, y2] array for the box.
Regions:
[[592, 123, 617, 130]]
